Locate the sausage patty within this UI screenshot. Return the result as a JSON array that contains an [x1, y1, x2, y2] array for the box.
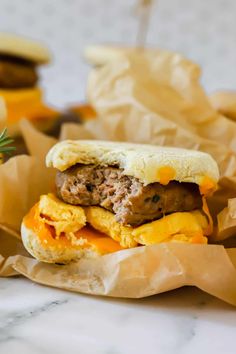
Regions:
[[56, 165, 202, 226], [0, 55, 38, 88]]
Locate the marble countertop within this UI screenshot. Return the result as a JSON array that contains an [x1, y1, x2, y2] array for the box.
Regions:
[[0, 278, 235, 354]]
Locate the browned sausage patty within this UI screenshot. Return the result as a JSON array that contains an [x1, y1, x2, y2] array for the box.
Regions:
[[0, 55, 38, 88], [56, 165, 202, 226]]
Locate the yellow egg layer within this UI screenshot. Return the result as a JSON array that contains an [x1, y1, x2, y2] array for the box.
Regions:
[[132, 210, 208, 245], [85, 206, 137, 248], [39, 193, 86, 237], [86, 205, 208, 246], [23, 194, 211, 256]]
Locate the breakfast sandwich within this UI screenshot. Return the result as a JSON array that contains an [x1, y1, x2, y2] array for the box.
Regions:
[[0, 33, 58, 135], [21, 140, 219, 264]]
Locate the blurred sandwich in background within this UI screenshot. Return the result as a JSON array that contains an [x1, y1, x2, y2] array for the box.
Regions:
[[0, 33, 60, 136]]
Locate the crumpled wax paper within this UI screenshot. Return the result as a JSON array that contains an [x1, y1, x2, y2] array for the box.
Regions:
[[1, 50, 236, 305], [209, 91, 236, 121]]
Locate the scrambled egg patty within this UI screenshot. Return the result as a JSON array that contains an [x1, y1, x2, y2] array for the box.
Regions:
[[31, 194, 209, 252]]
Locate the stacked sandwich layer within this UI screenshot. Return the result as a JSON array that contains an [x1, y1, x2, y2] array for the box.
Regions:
[[0, 33, 58, 134], [21, 140, 219, 264]]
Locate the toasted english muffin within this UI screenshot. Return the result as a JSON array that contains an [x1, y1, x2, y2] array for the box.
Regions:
[[21, 222, 96, 264], [46, 140, 219, 190], [0, 33, 50, 64]]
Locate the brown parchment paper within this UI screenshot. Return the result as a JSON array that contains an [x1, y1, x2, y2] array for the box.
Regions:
[[0, 97, 7, 125], [1, 50, 236, 305]]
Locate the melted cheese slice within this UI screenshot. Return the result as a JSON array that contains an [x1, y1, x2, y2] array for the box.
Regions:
[[0, 88, 58, 123], [24, 203, 123, 255], [200, 176, 217, 196], [157, 166, 176, 185]]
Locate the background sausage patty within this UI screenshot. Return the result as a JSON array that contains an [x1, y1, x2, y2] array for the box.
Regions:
[[0, 56, 38, 88]]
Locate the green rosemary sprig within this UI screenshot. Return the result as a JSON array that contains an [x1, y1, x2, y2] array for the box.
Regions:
[[0, 128, 16, 155]]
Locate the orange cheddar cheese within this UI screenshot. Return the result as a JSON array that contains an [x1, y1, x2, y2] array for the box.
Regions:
[[24, 203, 123, 254], [0, 88, 58, 124], [157, 166, 176, 185], [199, 176, 217, 196]]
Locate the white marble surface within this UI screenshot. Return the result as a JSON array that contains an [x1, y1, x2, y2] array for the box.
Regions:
[[0, 277, 235, 354]]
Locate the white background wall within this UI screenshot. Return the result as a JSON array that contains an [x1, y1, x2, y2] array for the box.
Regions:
[[0, 0, 235, 108]]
